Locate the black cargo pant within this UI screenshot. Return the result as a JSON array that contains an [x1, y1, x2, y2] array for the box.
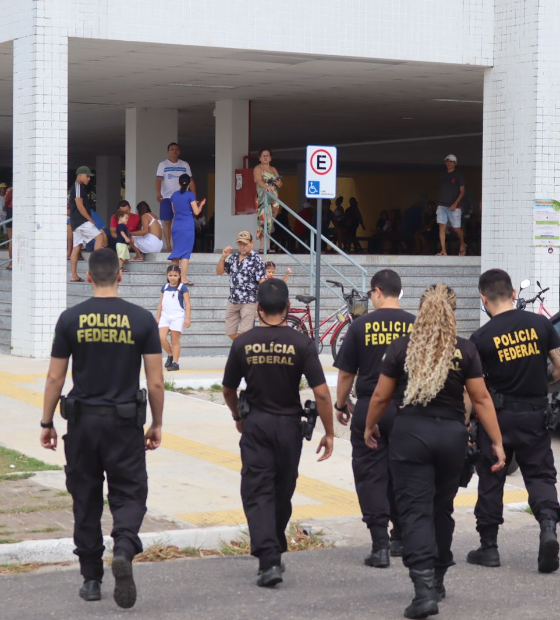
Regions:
[[350, 398, 401, 540], [475, 407, 560, 535], [240, 411, 303, 570], [390, 414, 468, 570], [63, 410, 148, 582]]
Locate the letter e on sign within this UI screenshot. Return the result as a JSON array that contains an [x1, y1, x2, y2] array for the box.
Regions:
[[306, 145, 337, 199]]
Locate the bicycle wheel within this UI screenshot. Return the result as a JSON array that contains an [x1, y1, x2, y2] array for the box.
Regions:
[[287, 316, 310, 337], [331, 318, 351, 359]]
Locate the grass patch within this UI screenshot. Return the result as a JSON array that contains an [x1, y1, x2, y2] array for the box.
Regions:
[[0, 473, 35, 482], [209, 383, 223, 392], [0, 503, 72, 515], [125, 523, 331, 566], [219, 522, 331, 556], [0, 562, 70, 575], [54, 491, 70, 497], [28, 527, 63, 534], [523, 506, 534, 515], [0, 447, 61, 476], [164, 378, 177, 392], [0, 538, 22, 544]]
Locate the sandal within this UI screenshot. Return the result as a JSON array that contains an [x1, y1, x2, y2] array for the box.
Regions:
[[459, 244, 467, 256], [70, 277, 84, 282], [436, 252, 447, 256], [6, 265, 12, 271], [184, 280, 195, 286]]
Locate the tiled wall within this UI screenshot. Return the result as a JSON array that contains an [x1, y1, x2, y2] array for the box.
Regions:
[[482, 0, 560, 314], [1, 0, 494, 66], [12, 34, 68, 357]]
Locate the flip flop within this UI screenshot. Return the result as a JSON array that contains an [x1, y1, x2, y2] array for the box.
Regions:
[[459, 244, 468, 256], [184, 280, 195, 286], [6, 265, 12, 271], [436, 252, 447, 256], [70, 277, 84, 283], [132, 258, 144, 262]]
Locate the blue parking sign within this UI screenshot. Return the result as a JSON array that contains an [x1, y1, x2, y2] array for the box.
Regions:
[[307, 180, 320, 197]]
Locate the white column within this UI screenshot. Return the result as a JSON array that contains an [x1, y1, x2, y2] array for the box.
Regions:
[[214, 100, 254, 251], [482, 0, 560, 314], [95, 155, 122, 223], [12, 34, 68, 357], [125, 109, 178, 215]]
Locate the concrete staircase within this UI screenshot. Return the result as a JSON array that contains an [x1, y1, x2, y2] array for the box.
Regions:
[[0, 253, 482, 356]]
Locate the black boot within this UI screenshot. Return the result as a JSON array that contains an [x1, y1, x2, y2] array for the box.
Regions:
[[79, 580, 101, 602], [467, 531, 500, 567], [364, 526, 390, 568], [538, 518, 559, 573], [434, 567, 447, 602], [112, 554, 137, 609], [404, 569, 439, 619], [390, 539, 403, 558], [257, 565, 283, 587]]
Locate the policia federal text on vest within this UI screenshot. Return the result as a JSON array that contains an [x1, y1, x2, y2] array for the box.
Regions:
[[40, 249, 164, 609], [223, 279, 334, 589]]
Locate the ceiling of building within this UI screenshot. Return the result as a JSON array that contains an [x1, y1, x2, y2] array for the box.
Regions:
[[0, 39, 485, 170]]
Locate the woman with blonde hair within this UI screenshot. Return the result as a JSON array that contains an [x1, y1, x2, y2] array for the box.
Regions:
[[364, 284, 506, 619]]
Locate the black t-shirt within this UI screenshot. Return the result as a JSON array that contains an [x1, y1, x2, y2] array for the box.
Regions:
[[51, 297, 161, 405], [68, 181, 91, 231], [438, 171, 465, 207], [381, 335, 483, 417], [470, 309, 560, 398], [222, 325, 326, 415], [116, 223, 129, 244], [334, 308, 415, 400]]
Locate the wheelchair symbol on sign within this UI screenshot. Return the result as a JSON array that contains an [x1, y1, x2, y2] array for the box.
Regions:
[[307, 181, 320, 195]]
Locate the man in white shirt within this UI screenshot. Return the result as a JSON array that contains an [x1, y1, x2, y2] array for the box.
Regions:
[[156, 142, 196, 252]]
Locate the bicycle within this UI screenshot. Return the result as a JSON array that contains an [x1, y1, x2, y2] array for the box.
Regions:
[[287, 279, 368, 359], [516, 280, 551, 316]]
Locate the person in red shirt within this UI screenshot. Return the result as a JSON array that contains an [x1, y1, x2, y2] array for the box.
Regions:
[[107, 201, 140, 251]]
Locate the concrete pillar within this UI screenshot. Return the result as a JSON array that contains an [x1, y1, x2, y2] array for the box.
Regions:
[[214, 100, 254, 251], [95, 155, 122, 224], [296, 162, 306, 212], [125, 109, 178, 215], [12, 34, 68, 357], [482, 0, 560, 314]]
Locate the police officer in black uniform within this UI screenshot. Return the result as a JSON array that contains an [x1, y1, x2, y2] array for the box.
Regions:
[[364, 284, 505, 619], [334, 269, 414, 567], [468, 268, 560, 573], [222, 278, 334, 588], [40, 249, 164, 608]]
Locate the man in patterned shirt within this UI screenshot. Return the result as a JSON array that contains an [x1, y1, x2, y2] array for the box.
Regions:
[[216, 231, 266, 340]]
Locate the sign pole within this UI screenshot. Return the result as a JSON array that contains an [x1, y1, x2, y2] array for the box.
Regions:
[[315, 199, 322, 352]]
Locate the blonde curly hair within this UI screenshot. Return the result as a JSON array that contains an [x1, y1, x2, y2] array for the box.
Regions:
[[402, 284, 457, 407]]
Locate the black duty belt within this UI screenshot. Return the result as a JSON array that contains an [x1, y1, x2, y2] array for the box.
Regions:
[[502, 395, 547, 408], [398, 405, 462, 422], [80, 405, 118, 416]]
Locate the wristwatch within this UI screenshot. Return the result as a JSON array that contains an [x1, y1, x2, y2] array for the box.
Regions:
[[334, 402, 348, 412], [40, 421, 54, 429]]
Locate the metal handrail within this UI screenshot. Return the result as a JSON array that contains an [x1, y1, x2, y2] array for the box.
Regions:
[[262, 193, 367, 298], [0, 217, 12, 267]]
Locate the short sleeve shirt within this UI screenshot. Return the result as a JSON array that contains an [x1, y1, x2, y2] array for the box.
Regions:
[[160, 283, 189, 315], [334, 308, 415, 400], [438, 171, 465, 207], [156, 159, 193, 199], [381, 335, 483, 417], [116, 224, 129, 244], [51, 297, 161, 405], [224, 251, 266, 304], [470, 309, 560, 398], [222, 325, 326, 415], [68, 181, 91, 231]]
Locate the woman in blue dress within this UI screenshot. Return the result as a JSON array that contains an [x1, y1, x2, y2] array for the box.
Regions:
[[169, 174, 206, 285]]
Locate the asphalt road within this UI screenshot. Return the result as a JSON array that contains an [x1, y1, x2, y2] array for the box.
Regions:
[[2, 524, 558, 620]]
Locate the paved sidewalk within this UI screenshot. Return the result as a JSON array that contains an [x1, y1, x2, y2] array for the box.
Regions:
[[0, 352, 535, 559]]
